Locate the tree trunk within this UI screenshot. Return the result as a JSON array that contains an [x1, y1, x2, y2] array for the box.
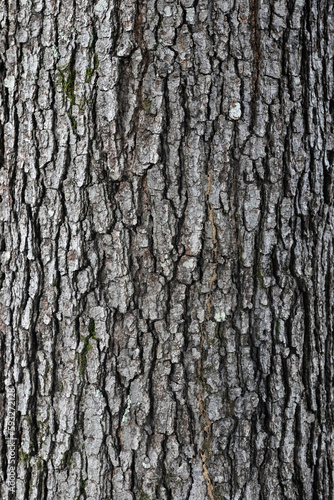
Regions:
[[0, 0, 333, 499]]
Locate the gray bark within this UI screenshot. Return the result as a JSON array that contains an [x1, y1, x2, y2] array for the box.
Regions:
[[0, 0, 333, 499]]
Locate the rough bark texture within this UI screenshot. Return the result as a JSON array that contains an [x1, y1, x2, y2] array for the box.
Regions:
[[0, 0, 334, 499]]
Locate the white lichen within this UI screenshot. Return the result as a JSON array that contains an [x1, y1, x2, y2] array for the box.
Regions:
[[214, 311, 226, 322], [229, 102, 242, 120], [121, 395, 131, 424]]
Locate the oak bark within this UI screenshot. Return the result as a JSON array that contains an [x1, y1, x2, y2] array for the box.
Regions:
[[0, 0, 334, 499]]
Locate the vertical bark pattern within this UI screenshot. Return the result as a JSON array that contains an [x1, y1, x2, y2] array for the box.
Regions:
[[0, 0, 333, 499]]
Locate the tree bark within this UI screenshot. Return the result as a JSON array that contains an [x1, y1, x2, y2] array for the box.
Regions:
[[0, 0, 333, 499]]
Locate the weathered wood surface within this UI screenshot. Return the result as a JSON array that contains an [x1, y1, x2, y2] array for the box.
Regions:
[[0, 0, 333, 498]]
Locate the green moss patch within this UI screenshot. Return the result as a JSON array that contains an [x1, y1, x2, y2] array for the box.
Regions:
[[78, 318, 96, 375], [56, 57, 77, 130]]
